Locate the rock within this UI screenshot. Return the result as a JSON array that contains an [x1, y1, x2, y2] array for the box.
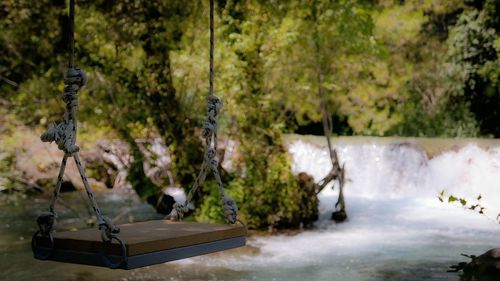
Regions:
[[453, 248, 500, 281], [297, 172, 319, 227], [86, 140, 131, 190], [331, 209, 347, 222], [298, 172, 315, 187], [6, 128, 128, 193]]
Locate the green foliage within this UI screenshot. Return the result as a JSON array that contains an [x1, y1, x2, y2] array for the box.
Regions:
[[1, 0, 499, 229], [392, 86, 480, 137], [208, 1, 320, 228], [0, 0, 66, 124], [228, 149, 317, 229], [438, 190, 498, 223], [2, 0, 498, 138], [261, 0, 385, 135], [194, 181, 226, 224], [446, 0, 500, 137]]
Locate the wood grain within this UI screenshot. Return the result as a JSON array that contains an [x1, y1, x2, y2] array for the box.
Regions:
[[37, 221, 246, 256]]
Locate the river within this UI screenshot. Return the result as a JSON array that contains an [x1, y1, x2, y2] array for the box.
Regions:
[[1, 137, 499, 281]]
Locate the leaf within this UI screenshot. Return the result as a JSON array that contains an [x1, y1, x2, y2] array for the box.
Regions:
[[438, 196, 443, 202], [459, 198, 467, 206], [448, 195, 457, 203], [476, 194, 482, 200]]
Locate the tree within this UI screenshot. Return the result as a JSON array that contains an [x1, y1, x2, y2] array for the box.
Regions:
[[447, 0, 500, 137]]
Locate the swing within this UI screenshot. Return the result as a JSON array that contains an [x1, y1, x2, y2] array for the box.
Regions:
[[32, 0, 246, 269]]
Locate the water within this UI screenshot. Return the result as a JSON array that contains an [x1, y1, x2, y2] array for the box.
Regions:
[[289, 138, 500, 218], [1, 138, 499, 281]]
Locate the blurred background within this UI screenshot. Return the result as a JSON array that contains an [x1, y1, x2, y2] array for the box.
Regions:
[[1, 0, 499, 280]]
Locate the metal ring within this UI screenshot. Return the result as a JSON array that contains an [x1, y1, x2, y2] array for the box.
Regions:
[[100, 235, 127, 269], [31, 231, 54, 260]]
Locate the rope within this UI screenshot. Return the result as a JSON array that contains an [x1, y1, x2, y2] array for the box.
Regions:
[[68, 0, 75, 68], [210, 0, 214, 98], [169, 0, 239, 224], [35, 0, 119, 245]]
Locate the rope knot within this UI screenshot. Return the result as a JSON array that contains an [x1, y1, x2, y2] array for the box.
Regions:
[[36, 211, 57, 236], [99, 217, 120, 242], [206, 148, 219, 170], [221, 195, 238, 224], [202, 96, 220, 138], [65, 68, 87, 88], [169, 203, 190, 221], [40, 119, 79, 154], [202, 120, 216, 138], [40, 67, 87, 155], [63, 68, 86, 110], [206, 148, 216, 161], [207, 95, 222, 117]]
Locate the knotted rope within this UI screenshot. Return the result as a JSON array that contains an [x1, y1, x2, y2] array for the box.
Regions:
[[169, 0, 239, 224], [169, 96, 238, 224], [41, 68, 86, 154], [35, 0, 119, 245]]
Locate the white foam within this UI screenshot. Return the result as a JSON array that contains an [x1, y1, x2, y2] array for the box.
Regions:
[[167, 139, 500, 276], [290, 140, 500, 217]]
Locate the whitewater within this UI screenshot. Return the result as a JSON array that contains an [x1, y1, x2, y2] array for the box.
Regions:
[[164, 137, 500, 281]]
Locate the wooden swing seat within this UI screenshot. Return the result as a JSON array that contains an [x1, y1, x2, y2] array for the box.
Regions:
[[33, 220, 246, 269]]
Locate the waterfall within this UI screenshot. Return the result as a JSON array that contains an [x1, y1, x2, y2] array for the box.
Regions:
[[169, 137, 499, 281], [289, 138, 500, 219]]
